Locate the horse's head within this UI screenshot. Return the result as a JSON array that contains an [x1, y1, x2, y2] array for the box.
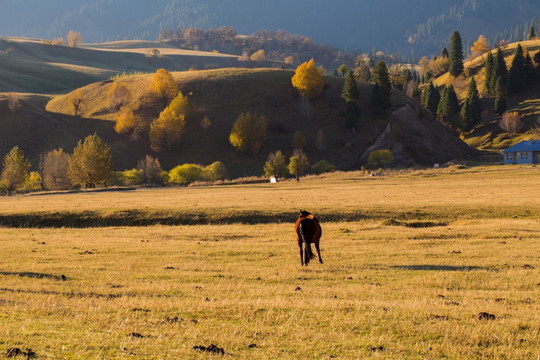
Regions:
[[299, 209, 312, 218]]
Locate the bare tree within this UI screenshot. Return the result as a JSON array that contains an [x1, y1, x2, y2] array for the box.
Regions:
[[137, 155, 162, 184], [499, 111, 524, 134], [67, 30, 82, 47], [42, 149, 71, 190]]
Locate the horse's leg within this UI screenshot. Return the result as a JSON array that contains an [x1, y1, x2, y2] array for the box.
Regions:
[[298, 241, 304, 266], [304, 243, 310, 266], [315, 241, 323, 264]]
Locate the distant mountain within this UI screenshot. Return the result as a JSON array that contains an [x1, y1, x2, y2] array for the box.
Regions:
[[0, 0, 539, 59]]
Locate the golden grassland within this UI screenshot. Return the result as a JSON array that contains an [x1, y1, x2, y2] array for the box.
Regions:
[[0, 165, 539, 359]]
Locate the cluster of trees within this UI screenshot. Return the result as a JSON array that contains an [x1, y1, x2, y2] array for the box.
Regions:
[[423, 78, 482, 131], [106, 68, 191, 152], [263, 150, 337, 182], [0, 135, 230, 196], [420, 28, 539, 133], [159, 26, 354, 69], [0, 134, 111, 195], [40, 30, 82, 47]]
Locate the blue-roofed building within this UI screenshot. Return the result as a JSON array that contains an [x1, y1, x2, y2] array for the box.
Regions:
[[503, 140, 540, 164]]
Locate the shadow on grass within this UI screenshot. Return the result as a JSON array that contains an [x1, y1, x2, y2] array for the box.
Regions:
[[0, 271, 64, 280], [393, 265, 498, 272]]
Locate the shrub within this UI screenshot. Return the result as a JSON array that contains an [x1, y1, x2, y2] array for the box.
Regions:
[[168, 164, 205, 185], [368, 149, 393, 168], [311, 160, 336, 174], [204, 161, 228, 181], [20, 172, 42, 193]]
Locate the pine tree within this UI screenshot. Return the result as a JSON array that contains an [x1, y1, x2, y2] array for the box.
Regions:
[[524, 52, 534, 82], [440, 47, 449, 58], [490, 48, 508, 91], [494, 77, 507, 116], [460, 77, 482, 131], [437, 85, 460, 128], [449, 31, 464, 77], [341, 70, 359, 103], [508, 44, 527, 93], [484, 51, 494, 94], [422, 82, 440, 115], [342, 70, 361, 130], [371, 60, 392, 114], [529, 25, 536, 40]]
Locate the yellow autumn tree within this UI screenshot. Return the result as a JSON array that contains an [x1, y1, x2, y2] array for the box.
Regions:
[[107, 81, 132, 111], [470, 35, 490, 59], [149, 91, 189, 152], [251, 49, 266, 62], [291, 59, 324, 99], [148, 68, 178, 108], [115, 107, 144, 137], [229, 112, 268, 154]]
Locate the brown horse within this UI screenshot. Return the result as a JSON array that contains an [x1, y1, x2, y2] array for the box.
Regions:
[[294, 210, 323, 266]]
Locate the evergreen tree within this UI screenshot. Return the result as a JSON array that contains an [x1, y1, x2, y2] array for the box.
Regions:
[[449, 31, 464, 77], [494, 76, 507, 116], [342, 70, 361, 131], [460, 77, 482, 130], [422, 82, 440, 115], [411, 79, 421, 98], [524, 52, 534, 82], [401, 68, 412, 92], [341, 70, 359, 103], [441, 47, 449, 58], [437, 85, 460, 128], [490, 48, 508, 91], [529, 25, 536, 40], [483, 51, 494, 94], [371, 60, 392, 114], [508, 44, 527, 93]]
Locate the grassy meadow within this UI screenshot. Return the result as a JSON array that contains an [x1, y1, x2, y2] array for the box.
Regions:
[[0, 165, 539, 359]]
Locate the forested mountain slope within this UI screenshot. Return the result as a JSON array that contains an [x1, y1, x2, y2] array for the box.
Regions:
[[1, 0, 538, 58]]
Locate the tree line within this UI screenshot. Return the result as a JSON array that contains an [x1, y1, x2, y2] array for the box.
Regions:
[[158, 26, 354, 70]]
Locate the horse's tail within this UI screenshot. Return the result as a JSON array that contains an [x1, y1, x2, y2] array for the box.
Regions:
[[299, 222, 315, 263]]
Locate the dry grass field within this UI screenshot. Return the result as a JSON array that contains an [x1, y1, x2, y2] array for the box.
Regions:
[[0, 165, 539, 359]]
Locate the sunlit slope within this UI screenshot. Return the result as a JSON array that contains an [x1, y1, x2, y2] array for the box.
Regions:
[[0, 37, 239, 93]]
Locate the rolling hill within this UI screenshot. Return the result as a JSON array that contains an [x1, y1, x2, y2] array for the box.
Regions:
[[0, 37, 239, 93]]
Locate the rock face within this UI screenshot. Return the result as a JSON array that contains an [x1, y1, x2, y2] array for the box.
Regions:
[[358, 100, 478, 167]]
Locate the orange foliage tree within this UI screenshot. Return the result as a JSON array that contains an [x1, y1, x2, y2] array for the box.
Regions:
[[114, 107, 144, 137], [149, 91, 189, 152], [148, 68, 178, 108], [470, 35, 490, 59], [291, 59, 324, 99]]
